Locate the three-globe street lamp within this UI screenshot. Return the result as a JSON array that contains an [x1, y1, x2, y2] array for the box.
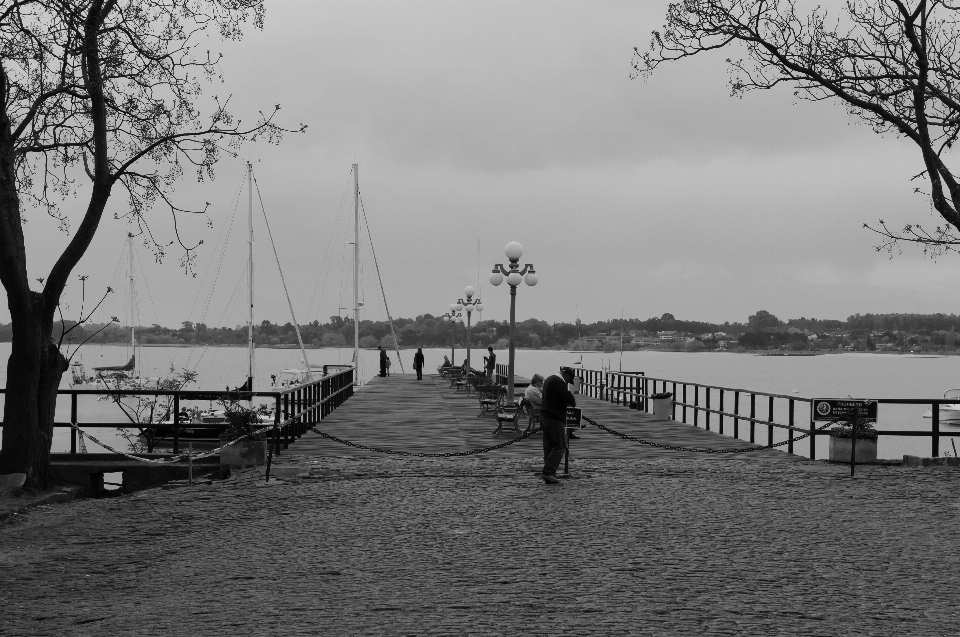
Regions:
[[453, 287, 483, 373], [442, 309, 462, 365], [490, 241, 537, 401]]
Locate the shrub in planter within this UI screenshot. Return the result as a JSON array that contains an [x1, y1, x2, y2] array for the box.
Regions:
[[219, 401, 272, 468], [828, 421, 878, 463]]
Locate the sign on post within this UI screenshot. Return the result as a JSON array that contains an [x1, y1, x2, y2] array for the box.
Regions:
[[566, 407, 583, 429], [811, 399, 877, 423]]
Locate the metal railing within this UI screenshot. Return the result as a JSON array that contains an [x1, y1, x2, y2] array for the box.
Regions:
[[0, 367, 355, 457], [578, 369, 960, 458]]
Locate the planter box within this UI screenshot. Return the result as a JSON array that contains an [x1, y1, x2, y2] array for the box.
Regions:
[[829, 436, 878, 463], [220, 440, 267, 468]]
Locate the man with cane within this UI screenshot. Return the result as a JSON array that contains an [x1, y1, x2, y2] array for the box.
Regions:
[[539, 366, 577, 485]]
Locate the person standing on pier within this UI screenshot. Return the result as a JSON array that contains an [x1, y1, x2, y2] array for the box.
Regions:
[[378, 346, 387, 377], [413, 348, 425, 380], [484, 346, 496, 379], [539, 367, 577, 484]]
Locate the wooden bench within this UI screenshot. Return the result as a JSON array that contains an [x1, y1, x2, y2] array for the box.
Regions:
[[477, 383, 503, 417], [519, 397, 541, 433], [493, 399, 521, 436], [447, 369, 464, 388]]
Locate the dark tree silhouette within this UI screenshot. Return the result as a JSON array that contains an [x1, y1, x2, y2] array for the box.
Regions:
[[638, 0, 960, 256], [0, 0, 302, 488]]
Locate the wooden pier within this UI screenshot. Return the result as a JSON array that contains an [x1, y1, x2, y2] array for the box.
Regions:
[[284, 374, 806, 461]]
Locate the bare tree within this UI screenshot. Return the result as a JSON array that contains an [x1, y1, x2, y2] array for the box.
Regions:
[[0, 0, 301, 488], [638, 0, 960, 256]]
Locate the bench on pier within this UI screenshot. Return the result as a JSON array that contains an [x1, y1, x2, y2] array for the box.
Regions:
[[493, 399, 521, 436], [447, 369, 465, 388], [455, 370, 485, 392], [437, 365, 455, 378], [519, 397, 541, 433], [477, 383, 504, 417]]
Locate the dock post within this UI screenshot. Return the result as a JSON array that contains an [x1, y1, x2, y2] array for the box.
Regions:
[[283, 392, 290, 449], [768, 396, 774, 448], [933, 401, 940, 457], [788, 400, 795, 455], [70, 393, 78, 454], [671, 382, 677, 420], [705, 387, 710, 430], [807, 399, 815, 459], [274, 395, 282, 456], [693, 386, 699, 428], [173, 393, 180, 454]]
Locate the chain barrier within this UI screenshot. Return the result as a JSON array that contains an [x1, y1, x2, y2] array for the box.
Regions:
[[583, 415, 840, 454], [69, 412, 843, 464], [307, 426, 536, 457], [67, 422, 276, 464]]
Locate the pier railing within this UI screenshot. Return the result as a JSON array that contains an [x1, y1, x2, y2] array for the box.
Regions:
[[578, 369, 960, 458], [0, 367, 355, 456]]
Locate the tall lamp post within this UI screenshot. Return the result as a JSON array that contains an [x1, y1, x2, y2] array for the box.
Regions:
[[442, 309, 462, 364], [455, 286, 483, 372], [490, 241, 537, 400]]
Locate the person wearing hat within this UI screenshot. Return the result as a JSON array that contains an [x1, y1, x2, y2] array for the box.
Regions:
[[539, 366, 577, 484], [483, 346, 496, 379]]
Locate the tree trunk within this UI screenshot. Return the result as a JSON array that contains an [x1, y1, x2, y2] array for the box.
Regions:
[[0, 294, 68, 489]]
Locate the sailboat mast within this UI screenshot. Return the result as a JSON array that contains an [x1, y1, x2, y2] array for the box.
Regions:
[[353, 163, 360, 383], [128, 233, 136, 377], [247, 162, 254, 392]]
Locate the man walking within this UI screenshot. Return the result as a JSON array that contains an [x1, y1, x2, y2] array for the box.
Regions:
[[378, 346, 387, 377], [539, 366, 577, 484], [413, 347, 425, 380]]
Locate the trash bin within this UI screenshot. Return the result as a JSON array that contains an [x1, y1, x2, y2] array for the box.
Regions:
[[651, 392, 673, 420]]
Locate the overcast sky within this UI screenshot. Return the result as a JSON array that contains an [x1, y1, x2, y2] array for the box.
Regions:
[[14, 0, 957, 330]]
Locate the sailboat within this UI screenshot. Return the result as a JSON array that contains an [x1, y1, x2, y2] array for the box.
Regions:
[[71, 234, 150, 390]]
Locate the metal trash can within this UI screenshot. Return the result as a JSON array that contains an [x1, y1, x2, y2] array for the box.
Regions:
[[651, 392, 673, 420]]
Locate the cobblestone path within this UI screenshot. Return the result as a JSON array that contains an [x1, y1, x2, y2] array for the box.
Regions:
[[3, 457, 960, 636]]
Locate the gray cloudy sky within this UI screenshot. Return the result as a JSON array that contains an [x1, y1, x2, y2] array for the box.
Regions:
[[17, 0, 955, 330]]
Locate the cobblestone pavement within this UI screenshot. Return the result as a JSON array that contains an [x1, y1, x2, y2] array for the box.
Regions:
[[3, 457, 960, 636]]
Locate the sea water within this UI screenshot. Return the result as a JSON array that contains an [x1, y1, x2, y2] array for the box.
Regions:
[[1, 343, 956, 459]]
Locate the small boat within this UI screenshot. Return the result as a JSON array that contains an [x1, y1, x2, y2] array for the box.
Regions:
[[153, 406, 274, 440], [272, 366, 326, 389], [922, 389, 960, 424]]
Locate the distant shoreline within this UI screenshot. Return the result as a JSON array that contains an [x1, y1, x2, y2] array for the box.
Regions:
[[132, 343, 960, 356]]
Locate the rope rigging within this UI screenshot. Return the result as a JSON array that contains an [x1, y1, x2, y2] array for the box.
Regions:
[[359, 190, 404, 373]]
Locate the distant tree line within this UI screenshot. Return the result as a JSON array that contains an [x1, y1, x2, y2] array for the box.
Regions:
[[0, 310, 955, 354]]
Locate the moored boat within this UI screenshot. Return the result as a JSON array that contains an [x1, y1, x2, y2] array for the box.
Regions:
[[922, 389, 960, 424]]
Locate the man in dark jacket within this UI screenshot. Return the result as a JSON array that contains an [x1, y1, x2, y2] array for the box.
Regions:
[[378, 346, 387, 377], [483, 346, 496, 379], [539, 366, 577, 484], [413, 348, 425, 380]]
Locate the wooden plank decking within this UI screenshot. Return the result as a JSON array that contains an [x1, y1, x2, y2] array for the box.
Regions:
[[284, 374, 806, 461]]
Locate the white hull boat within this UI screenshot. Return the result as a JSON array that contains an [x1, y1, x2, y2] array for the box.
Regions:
[[923, 389, 960, 424]]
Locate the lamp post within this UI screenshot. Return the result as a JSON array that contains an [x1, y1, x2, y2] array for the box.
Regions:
[[442, 309, 462, 365], [455, 286, 483, 373], [490, 241, 537, 400]]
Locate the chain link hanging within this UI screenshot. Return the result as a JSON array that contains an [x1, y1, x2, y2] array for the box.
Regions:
[[583, 415, 839, 454], [308, 426, 536, 457]]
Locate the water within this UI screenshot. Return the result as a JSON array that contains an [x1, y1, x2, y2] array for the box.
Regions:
[[1, 343, 957, 459]]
